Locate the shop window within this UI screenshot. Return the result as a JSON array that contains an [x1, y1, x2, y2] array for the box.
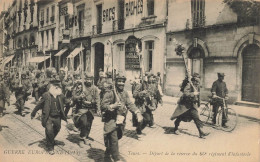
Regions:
[[191, 0, 205, 28], [147, 0, 154, 16]]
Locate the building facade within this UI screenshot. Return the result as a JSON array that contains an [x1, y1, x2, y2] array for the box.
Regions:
[[90, 0, 167, 85], [36, 0, 59, 69], [14, 0, 38, 67], [165, 0, 260, 104]]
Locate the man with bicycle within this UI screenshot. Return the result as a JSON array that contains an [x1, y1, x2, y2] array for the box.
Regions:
[[211, 73, 229, 127]]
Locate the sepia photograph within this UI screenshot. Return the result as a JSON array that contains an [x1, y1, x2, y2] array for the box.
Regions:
[[0, 0, 259, 161]]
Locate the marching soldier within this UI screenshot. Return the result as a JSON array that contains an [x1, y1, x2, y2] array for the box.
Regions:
[[101, 74, 143, 162], [62, 74, 74, 117], [170, 73, 209, 138], [31, 79, 67, 155], [132, 73, 160, 135], [0, 73, 10, 117], [72, 73, 100, 148], [13, 72, 27, 116], [211, 73, 229, 127], [99, 71, 113, 101]]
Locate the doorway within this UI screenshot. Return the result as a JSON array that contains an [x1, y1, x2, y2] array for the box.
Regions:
[[242, 44, 260, 103], [94, 43, 104, 85]]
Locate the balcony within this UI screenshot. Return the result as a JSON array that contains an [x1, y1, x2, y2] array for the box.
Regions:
[[92, 25, 102, 35], [50, 44, 54, 50], [40, 20, 44, 27], [38, 46, 43, 51], [140, 15, 157, 26], [50, 16, 54, 23], [192, 16, 206, 28], [113, 19, 124, 32]]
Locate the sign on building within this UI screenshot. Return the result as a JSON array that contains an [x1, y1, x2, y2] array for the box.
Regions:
[[125, 36, 142, 69]]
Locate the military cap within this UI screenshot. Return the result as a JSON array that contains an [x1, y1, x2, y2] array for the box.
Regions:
[[99, 72, 105, 78], [106, 71, 112, 78], [60, 68, 65, 71], [192, 73, 200, 78], [217, 73, 225, 77], [85, 72, 94, 79], [115, 74, 126, 81], [21, 72, 27, 79], [49, 79, 61, 86]]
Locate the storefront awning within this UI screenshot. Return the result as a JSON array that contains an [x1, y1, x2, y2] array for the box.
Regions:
[[28, 56, 50, 63], [55, 48, 68, 57], [67, 47, 84, 59], [2, 55, 15, 66]]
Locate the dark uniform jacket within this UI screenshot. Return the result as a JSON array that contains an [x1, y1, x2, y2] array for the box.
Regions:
[[101, 90, 138, 137], [31, 92, 67, 127], [170, 83, 200, 121], [0, 82, 10, 108], [72, 85, 100, 127], [211, 80, 228, 98]]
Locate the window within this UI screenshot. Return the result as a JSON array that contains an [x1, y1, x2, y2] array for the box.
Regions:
[[118, 0, 124, 30], [52, 5, 55, 17], [46, 7, 49, 23], [40, 10, 44, 21], [191, 0, 205, 28], [147, 0, 154, 16], [188, 47, 204, 76], [146, 41, 154, 71], [96, 4, 102, 34], [65, 15, 69, 29], [51, 5, 55, 22], [78, 10, 84, 32]]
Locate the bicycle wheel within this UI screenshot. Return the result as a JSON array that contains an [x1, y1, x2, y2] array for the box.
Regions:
[[198, 103, 211, 124], [217, 108, 238, 132]]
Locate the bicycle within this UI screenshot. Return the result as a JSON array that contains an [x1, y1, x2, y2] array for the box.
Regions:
[[199, 96, 238, 132]]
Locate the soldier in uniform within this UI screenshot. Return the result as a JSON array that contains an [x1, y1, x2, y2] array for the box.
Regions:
[[99, 71, 113, 101], [211, 73, 229, 127], [0, 73, 10, 117], [101, 74, 143, 162], [132, 73, 160, 135], [31, 79, 67, 155], [170, 73, 209, 138], [62, 74, 74, 117], [72, 73, 101, 147]]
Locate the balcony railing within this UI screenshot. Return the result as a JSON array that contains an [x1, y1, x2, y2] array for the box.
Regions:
[[40, 20, 44, 27], [113, 19, 124, 32], [50, 44, 54, 50], [92, 25, 102, 35], [38, 46, 43, 51], [50, 16, 54, 23], [192, 16, 206, 28]]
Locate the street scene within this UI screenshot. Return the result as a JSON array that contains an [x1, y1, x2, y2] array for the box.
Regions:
[[0, 0, 260, 162]]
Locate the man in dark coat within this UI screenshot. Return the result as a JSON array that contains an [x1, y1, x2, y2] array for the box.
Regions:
[[211, 73, 229, 127], [31, 79, 67, 155], [101, 74, 143, 162], [0, 74, 10, 117], [72, 72, 100, 148], [170, 73, 209, 138]]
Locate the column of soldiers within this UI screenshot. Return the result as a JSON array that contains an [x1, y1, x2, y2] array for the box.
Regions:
[[1, 64, 230, 161]]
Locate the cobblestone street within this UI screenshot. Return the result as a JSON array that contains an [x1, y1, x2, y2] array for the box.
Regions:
[[0, 93, 259, 162]]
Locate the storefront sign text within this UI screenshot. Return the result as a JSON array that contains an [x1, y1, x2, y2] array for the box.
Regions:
[[103, 7, 115, 22], [125, 0, 143, 17]]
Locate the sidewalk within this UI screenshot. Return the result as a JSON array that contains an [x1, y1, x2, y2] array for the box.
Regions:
[[162, 95, 260, 120]]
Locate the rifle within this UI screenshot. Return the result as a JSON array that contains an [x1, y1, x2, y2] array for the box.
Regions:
[[175, 44, 198, 92]]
